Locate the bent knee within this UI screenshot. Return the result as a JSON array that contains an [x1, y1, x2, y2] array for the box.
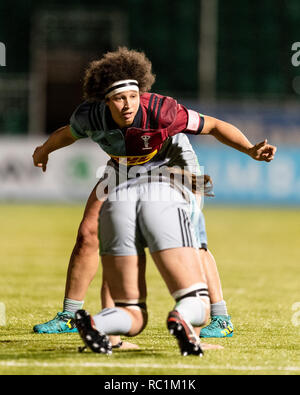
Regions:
[[117, 304, 148, 337], [127, 308, 148, 337]]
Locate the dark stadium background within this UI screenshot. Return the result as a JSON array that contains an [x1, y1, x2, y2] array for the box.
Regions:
[[0, 0, 300, 204]]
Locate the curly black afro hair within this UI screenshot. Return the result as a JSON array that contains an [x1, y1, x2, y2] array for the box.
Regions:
[[83, 47, 156, 101]]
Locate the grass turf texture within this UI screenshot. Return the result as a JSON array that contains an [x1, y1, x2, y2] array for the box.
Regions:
[[0, 204, 299, 375]]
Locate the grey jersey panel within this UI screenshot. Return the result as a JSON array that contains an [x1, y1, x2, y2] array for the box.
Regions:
[[154, 133, 201, 175], [96, 133, 202, 198]]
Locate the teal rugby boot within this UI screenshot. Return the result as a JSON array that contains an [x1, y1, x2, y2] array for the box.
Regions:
[[200, 315, 234, 338], [33, 312, 78, 334]]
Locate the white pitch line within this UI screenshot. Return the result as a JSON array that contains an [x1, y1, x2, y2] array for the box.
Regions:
[[0, 361, 299, 372]]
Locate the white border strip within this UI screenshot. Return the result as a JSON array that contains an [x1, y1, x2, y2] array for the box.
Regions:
[[0, 361, 299, 372]]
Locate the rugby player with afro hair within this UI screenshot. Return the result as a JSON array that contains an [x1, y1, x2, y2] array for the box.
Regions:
[[32, 47, 276, 352]]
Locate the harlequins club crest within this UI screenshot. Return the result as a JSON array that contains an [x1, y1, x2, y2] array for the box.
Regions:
[[141, 135, 152, 150]]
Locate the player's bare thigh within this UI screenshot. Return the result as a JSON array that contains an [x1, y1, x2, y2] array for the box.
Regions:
[[102, 248, 206, 302], [152, 247, 210, 323], [151, 247, 207, 295], [101, 255, 147, 301]]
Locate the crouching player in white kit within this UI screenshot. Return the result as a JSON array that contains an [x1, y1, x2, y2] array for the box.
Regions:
[[75, 171, 211, 356]]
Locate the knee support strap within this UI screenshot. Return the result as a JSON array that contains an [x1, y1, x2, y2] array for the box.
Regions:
[[172, 282, 209, 303], [114, 299, 147, 313]]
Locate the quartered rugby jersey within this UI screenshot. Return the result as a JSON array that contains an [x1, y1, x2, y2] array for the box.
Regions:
[[70, 92, 204, 166]]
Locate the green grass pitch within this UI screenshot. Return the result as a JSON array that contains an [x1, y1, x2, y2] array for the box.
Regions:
[[0, 204, 299, 375]]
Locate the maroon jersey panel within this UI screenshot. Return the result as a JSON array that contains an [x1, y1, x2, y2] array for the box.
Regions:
[[124, 93, 190, 156]]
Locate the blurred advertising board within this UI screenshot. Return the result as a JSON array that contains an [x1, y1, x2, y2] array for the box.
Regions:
[[0, 138, 109, 202], [0, 137, 299, 205], [190, 140, 300, 205]]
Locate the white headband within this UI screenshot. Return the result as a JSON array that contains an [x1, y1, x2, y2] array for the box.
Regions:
[[105, 79, 139, 99]]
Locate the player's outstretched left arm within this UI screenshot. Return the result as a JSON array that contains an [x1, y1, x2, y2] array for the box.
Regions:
[[32, 125, 77, 172], [201, 116, 277, 162]]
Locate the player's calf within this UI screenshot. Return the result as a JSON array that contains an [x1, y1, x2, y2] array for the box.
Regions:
[[168, 283, 210, 356], [113, 300, 148, 336], [74, 221, 99, 256]]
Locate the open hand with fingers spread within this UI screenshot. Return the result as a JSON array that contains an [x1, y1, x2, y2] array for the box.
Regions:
[[248, 139, 277, 162]]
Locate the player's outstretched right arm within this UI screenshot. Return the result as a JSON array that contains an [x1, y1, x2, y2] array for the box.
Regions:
[[32, 125, 77, 172], [200, 116, 277, 162]]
